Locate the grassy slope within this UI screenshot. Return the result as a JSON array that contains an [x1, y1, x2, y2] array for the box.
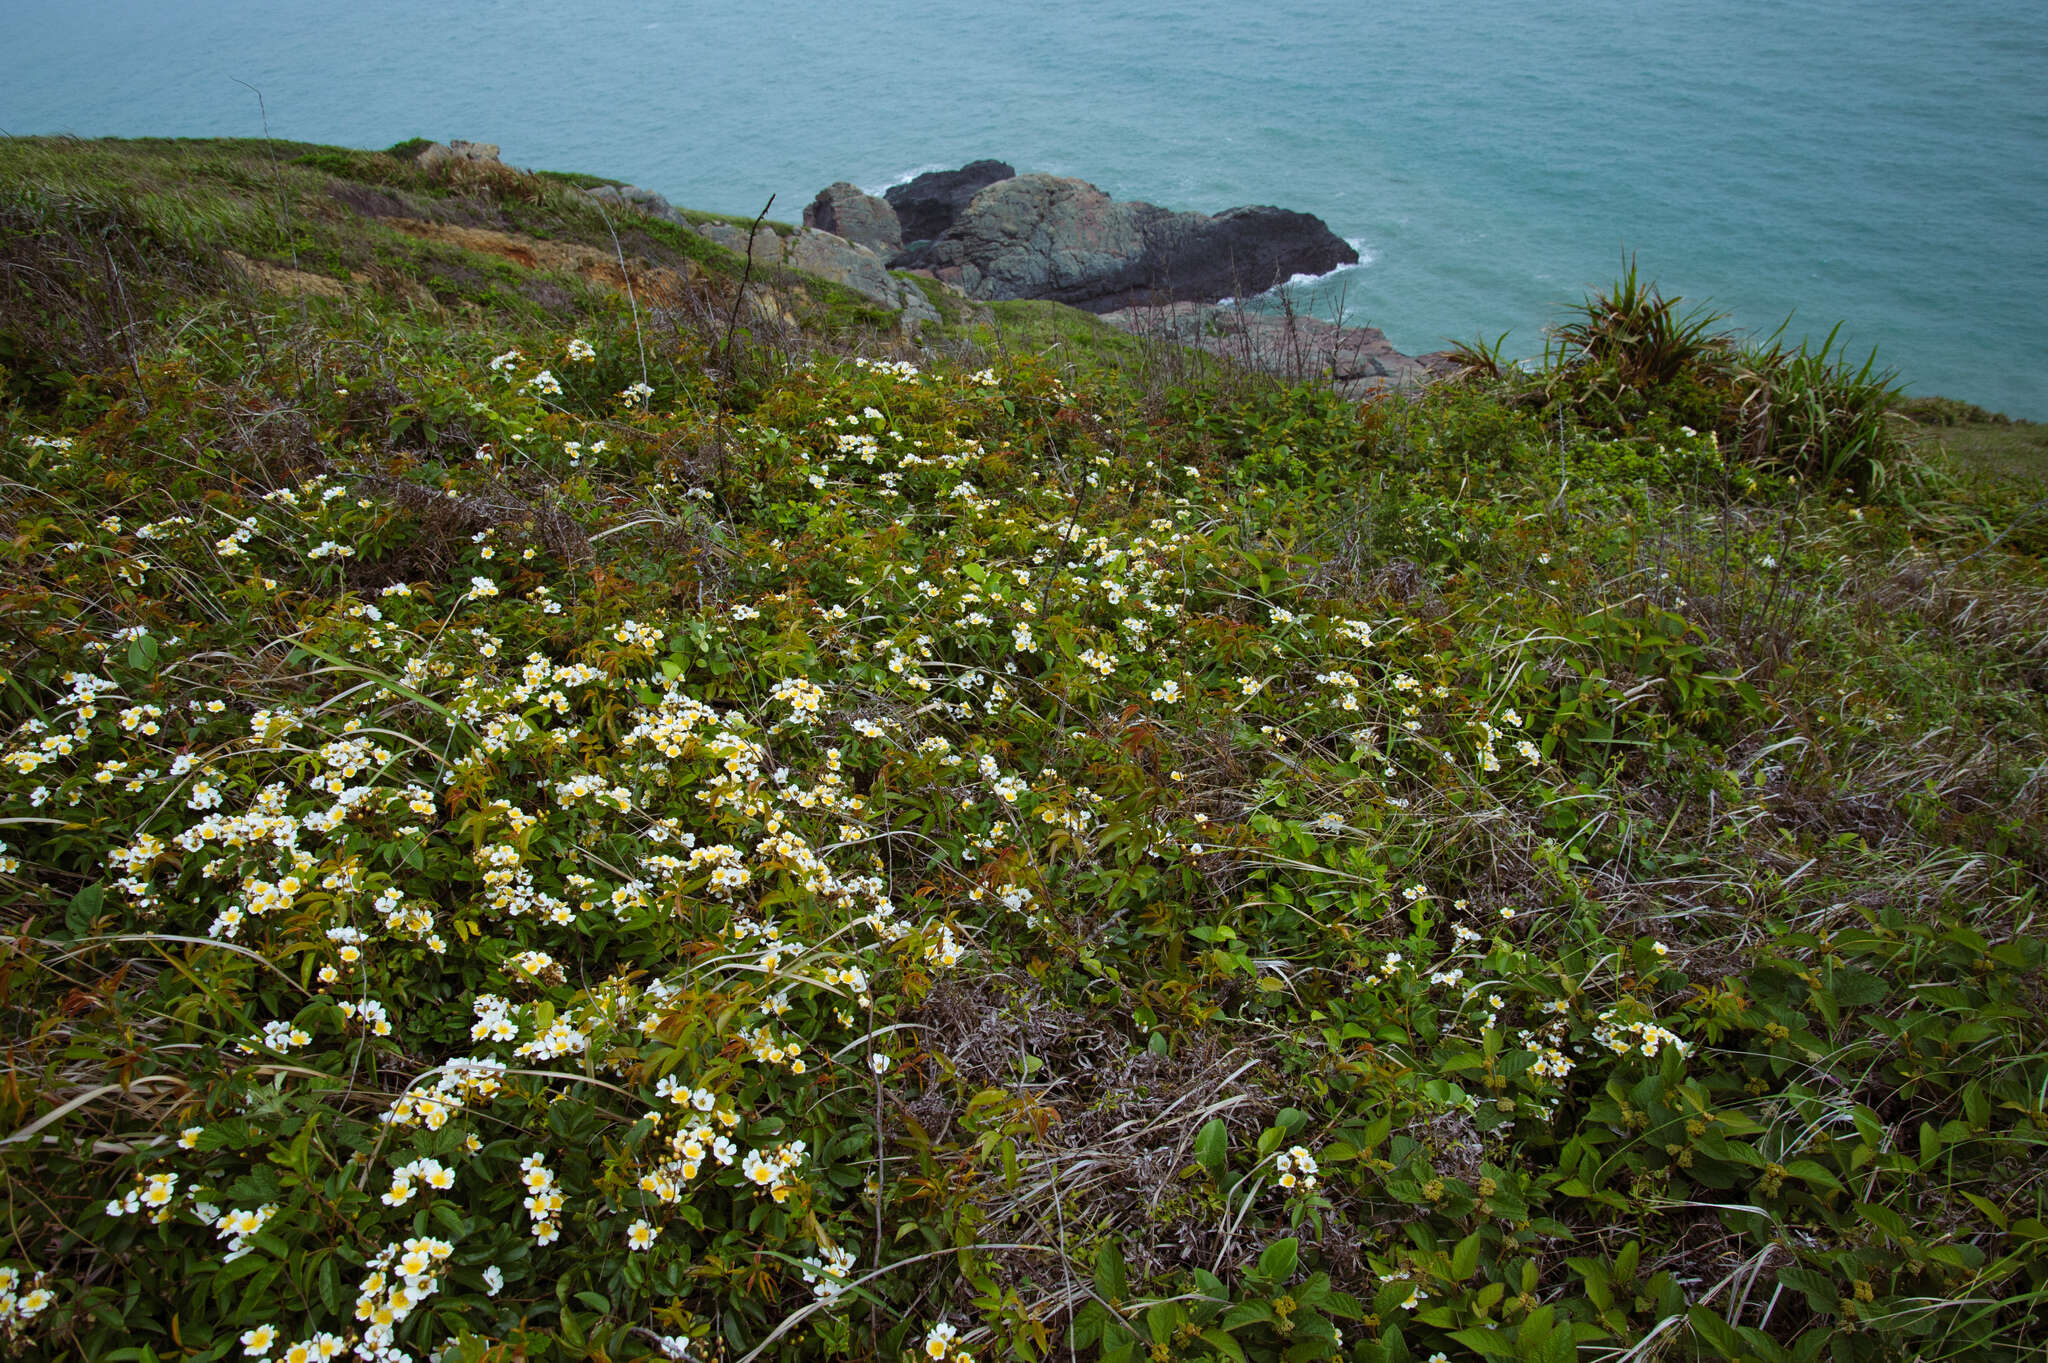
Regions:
[[1, 138, 2046, 1363]]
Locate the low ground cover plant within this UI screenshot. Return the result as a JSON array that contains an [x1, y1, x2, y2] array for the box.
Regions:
[[1, 138, 2045, 1363]]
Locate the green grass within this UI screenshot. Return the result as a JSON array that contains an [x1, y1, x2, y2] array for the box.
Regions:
[[680, 206, 800, 237], [965, 298, 1149, 369], [0, 136, 2045, 1363], [533, 168, 632, 191], [1901, 412, 2048, 483]]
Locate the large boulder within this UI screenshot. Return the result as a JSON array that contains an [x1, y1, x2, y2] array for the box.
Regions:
[[918, 175, 1165, 307], [802, 183, 902, 257], [770, 229, 939, 336], [584, 184, 686, 226], [692, 220, 785, 262], [885, 160, 1015, 246], [785, 229, 899, 304], [918, 174, 1358, 313]]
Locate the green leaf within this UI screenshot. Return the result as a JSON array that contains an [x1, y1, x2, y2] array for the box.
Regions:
[[1687, 1304, 1746, 1358], [1221, 1302, 1275, 1331], [1451, 1231, 1483, 1281], [1093, 1241, 1128, 1304], [1782, 1159, 1841, 1191], [317, 1252, 342, 1314], [1961, 1192, 2008, 1230], [65, 881, 105, 937], [1829, 967, 1886, 1007], [1258, 1237, 1299, 1284], [1071, 1301, 1107, 1348], [1194, 1118, 1229, 1180], [1446, 1327, 1519, 1358], [1776, 1266, 1838, 1313], [1321, 1290, 1365, 1321], [1855, 1202, 1911, 1241]]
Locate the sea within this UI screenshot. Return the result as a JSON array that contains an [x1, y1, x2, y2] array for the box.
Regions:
[[4, 0, 2044, 417]]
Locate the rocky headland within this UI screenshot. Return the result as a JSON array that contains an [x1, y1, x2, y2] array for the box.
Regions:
[[826, 163, 1361, 315], [405, 139, 1436, 391]]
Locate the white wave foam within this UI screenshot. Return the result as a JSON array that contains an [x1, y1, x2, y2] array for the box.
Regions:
[[1252, 238, 1379, 297], [859, 163, 950, 197]]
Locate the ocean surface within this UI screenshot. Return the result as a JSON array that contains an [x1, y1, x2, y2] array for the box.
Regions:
[[5, 0, 2044, 417]]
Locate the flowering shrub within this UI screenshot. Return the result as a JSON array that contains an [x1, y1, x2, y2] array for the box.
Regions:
[[2, 138, 2046, 1363]]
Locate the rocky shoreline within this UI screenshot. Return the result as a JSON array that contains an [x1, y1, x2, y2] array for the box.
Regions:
[[828, 160, 1443, 391], [407, 142, 1436, 392]]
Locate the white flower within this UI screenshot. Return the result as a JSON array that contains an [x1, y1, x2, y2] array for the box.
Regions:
[[870, 1053, 891, 1075]]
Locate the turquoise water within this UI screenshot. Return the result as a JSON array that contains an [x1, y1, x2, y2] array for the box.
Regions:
[[5, 0, 2044, 416]]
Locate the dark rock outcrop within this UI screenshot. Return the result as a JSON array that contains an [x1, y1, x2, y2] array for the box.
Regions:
[[1172, 206, 1358, 305], [915, 173, 1357, 313], [802, 182, 902, 257], [884, 160, 1016, 246]]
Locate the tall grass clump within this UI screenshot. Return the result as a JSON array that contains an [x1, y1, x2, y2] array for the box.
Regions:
[[1449, 260, 1907, 498], [1548, 257, 1733, 390], [1736, 323, 1903, 493]]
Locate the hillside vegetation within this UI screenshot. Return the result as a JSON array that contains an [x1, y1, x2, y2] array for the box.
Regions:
[[2, 137, 2046, 1363]]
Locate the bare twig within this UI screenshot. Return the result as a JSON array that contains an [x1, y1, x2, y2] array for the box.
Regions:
[[721, 194, 776, 372]]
